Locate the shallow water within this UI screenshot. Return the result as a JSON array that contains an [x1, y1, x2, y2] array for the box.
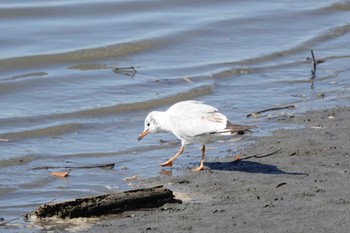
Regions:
[[1, 0, 350, 229]]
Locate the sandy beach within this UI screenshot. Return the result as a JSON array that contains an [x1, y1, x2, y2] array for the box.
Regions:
[[34, 105, 346, 233]]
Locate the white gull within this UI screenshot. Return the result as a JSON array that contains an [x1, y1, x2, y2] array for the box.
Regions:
[[137, 100, 254, 171]]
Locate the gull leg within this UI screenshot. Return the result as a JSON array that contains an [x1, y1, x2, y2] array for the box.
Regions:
[[192, 145, 205, 171], [160, 145, 185, 167]]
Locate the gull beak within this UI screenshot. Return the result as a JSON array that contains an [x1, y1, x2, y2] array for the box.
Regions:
[[137, 129, 149, 141]]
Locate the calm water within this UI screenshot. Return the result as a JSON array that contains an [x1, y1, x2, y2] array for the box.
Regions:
[[1, 0, 350, 230]]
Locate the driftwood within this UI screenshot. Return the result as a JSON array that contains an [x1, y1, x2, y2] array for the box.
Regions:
[[30, 186, 180, 219]]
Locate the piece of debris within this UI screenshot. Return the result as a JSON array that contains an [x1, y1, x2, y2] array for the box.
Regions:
[[275, 182, 287, 188], [50, 170, 70, 178], [159, 139, 180, 145], [182, 77, 194, 84], [121, 166, 129, 170], [112, 66, 137, 77], [123, 175, 139, 181], [317, 93, 325, 99]]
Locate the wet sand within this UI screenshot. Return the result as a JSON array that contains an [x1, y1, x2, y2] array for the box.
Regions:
[[62, 105, 350, 233]]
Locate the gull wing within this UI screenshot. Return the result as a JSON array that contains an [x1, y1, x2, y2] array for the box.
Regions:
[[167, 101, 228, 138]]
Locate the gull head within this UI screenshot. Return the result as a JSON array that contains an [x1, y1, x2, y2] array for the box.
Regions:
[[137, 111, 162, 141]]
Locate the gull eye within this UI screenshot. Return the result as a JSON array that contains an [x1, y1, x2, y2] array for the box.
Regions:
[[147, 123, 150, 127]]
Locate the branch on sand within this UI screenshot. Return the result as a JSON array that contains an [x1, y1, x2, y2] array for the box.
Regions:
[[233, 148, 282, 163]]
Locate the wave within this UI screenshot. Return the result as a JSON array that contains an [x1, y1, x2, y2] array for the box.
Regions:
[[0, 123, 82, 141], [322, 1, 350, 12], [50, 143, 179, 161], [63, 84, 213, 116], [0, 154, 37, 168], [0, 84, 213, 127], [211, 23, 350, 79], [0, 38, 163, 73]]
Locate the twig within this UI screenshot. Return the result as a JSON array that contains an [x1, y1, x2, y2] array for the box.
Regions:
[[307, 49, 325, 79], [246, 105, 295, 118], [310, 49, 317, 78], [113, 66, 136, 72], [237, 148, 282, 161], [32, 163, 115, 170], [112, 66, 137, 77]]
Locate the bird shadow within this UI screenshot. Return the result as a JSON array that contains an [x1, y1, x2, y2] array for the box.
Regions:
[[205, 160, 307, 176]]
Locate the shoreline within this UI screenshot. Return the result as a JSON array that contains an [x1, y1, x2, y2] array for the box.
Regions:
[[31, 105, 350, 232]]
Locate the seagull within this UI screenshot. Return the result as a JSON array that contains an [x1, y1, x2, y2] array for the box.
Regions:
[[137, 100, 255, 171]]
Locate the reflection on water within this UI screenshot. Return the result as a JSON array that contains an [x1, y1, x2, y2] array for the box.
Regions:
[[1, 0, 350, 229]]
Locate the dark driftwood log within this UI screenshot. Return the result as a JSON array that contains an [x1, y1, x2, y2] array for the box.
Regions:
[[32, 186, 179, 218]]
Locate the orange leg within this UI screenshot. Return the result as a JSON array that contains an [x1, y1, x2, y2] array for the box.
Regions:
[[192, 145, 205, 171], [160, 145, 185, 167]]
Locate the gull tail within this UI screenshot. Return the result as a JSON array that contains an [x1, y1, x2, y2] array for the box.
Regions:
[[216, 121, 256, 135], [195, 121, 256, 137]]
